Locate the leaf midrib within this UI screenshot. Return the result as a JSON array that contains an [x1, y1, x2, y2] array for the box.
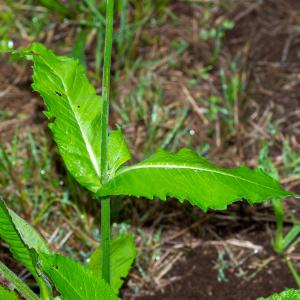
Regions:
[[38, 56, 100, 178], [50, 267, 84, 299], [113, 163, 287, 193]]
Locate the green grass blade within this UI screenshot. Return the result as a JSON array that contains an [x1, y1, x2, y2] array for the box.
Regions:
[[98, 148, 294, 211], [84, 0, 105, 24], [70, 29, 88, 69], [287, 259, 300, 288], [282, 224, 300, 250], [37, 0, 70, 17]]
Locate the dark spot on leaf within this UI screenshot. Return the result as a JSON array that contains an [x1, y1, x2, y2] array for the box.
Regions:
[[55, 91, 62, 96], [77, 105, 80, 108]]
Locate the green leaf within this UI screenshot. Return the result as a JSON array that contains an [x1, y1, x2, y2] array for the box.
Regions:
[[0, 285, 19, 300], [9, 210, 51, 255], [108, 129, 131, 178], [17, 43, 102, 193], [257, 289, 300, 300], [98, 148, 293, 211], [88, 234, 136, 293], [0, 200, 50, 279], [39, 253, 119, 300], [0, 261, 39, 300]]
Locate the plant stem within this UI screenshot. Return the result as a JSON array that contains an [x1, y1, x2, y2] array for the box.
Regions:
[[100, 0, 114, 284], [37, 278, 52, 300], [101, 198, 111, 283], [273, 198, 284, 253], [0, 260, 39, 300]]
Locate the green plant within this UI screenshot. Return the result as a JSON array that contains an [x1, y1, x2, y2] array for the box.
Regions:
[[197, 62, 245, 140], [257, 289, 300, 300], [0, 1, 297, 299], [200, 19, 234, 65], [259, 143, 300, 287], [0, 197, 134, 299], [219, 61, 244, 131], [282, 140, 300, 179], [258, 144, 300, 254]]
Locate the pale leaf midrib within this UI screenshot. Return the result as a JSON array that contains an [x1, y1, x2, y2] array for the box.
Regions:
[[38, 56, 100, 178], [51, 267, 84, 299], [114, 163, 284, 193]]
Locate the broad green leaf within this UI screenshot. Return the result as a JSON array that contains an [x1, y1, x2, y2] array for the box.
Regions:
[[257, 289, 300, 300], [98, 148, 293, 211], [17, 43, 102, 193], [88, 234, 136, 293], [0, 285, 19, 300], [108, 129, 131, 178], [0, 200, 50, 280], [39, 253, 119, 300]]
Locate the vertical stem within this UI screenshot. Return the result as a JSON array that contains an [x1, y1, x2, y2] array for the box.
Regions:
[[100, 0, 114, 284], [37, 278, 52, 300], [95, 26, 104, 82], [273, 198, 284, 253], [101, 198, 110, 283]]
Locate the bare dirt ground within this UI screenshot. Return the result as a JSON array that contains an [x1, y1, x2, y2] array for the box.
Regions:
[[133, 228, 297, 300]]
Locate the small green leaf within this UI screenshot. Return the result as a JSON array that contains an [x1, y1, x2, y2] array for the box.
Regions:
[[98, 148, 294, 211], [39, 253, 119, 300], [257, 289, 300, 300], [108, 129, 131, 177], [0, 284, 19, 300], [88, 234, 136, 293], [16, 43, 102, 193], [0, 200, 50, 281]]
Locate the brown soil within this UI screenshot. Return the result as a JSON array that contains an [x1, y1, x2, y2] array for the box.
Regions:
[[0, 61, 41, 141], [134, 233, 297, 300]]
